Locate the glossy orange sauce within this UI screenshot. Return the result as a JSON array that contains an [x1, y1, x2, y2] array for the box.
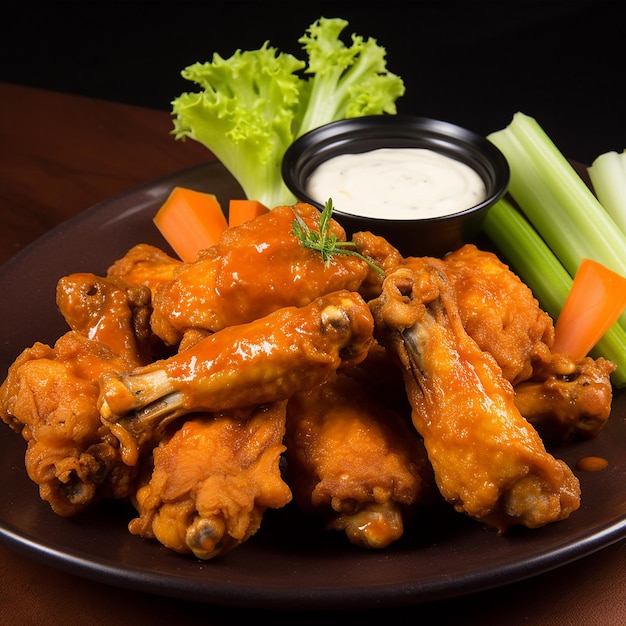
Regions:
[[576, 456, 609, 472]]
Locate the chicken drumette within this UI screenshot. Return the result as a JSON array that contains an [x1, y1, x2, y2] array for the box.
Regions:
[[0, 260, 168, 516], [98, 290, 375, 465], [0, 332, 139, 516]]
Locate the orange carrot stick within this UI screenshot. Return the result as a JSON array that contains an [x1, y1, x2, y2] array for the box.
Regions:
[[228, 199, 269, 228], [153, 187, 228, 262], [552, 258, 626, 359]]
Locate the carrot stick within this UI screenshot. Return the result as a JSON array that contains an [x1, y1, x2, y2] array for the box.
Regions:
[[153, 187, 228, 262], [552, 258, 626, 359], [228, 199, 269, 228]]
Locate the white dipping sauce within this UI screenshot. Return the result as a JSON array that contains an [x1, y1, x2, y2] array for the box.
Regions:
[[306, 147, 487, 219]]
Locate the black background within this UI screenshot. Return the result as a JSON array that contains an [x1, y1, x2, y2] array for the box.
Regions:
[[1, 1, 624, 164]]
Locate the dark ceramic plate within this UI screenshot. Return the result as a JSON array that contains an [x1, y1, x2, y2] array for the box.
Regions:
[[1, 162, 625, 610]]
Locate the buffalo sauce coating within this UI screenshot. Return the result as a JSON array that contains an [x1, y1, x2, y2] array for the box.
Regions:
[[152, 290, 375, 412], [150, 203, 371, 345]]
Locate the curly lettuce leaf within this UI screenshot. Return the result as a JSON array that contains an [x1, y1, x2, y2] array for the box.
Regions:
[[296, 17, 405, 135], [171, 17, 404, 208], [172, 43, 305, 208]]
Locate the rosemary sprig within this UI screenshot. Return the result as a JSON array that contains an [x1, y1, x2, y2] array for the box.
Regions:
[[292, 199, 385, 276]]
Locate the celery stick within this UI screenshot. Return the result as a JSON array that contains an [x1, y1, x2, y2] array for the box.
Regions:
[[488, 113, 626, 277], [487, 112, 626, 334], [588, 150, 626, 236], [483, 197, 626, 387]]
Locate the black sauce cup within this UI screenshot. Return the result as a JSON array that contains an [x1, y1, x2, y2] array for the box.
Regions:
[[282, 115, 510, 257]]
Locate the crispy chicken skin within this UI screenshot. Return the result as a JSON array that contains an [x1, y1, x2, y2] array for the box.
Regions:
[[442, 244, 555, 385], [350, 230, 404, 301], [370, 258, 581, 532], [98, 290, 375, 465], [440, 244, 615, 439], [150, 203, 371, 345], [0, 332, 138, 516], [285, 372, 433, 548], [106, 243, 182, 293], [128, 402, 291, 560]]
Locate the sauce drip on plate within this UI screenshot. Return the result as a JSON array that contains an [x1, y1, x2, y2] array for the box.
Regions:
[[576, 456, 609, 472]]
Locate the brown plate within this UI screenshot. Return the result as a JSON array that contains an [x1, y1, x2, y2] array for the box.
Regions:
[[1, 162, 625, 610]]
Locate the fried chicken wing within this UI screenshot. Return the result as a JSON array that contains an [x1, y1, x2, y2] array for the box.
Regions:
[[285, 372, 433, 548], [56, 272, 155, 367], [514, 350, 616, 441], [443, 244, 555, 385], [106, 243, 182, 293], [0, 332, 138, 516], [150, 203, 371, 345], [350, 230, 404, 301], [128, 402, 291, 560], [98, 290, 375, 465], [370, 259, 580, 532]]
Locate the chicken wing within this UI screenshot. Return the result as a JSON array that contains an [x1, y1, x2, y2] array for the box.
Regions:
[[106, 243, 182, 293], [98, 290, 375, 465], [514, 350, 616, 441], [149, 203, 372, 345], [350, 230, 404, 301], [128, 401, 291, 560], [442, 244, 555, 385], [0, 331, 139, 516], [437, 245, 615, 439], [285, 372, 433, 548], [56, 272, 155, 367], [370, 258, 580, 532]]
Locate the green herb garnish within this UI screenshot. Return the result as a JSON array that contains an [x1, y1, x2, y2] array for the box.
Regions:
[[292, 199, 385, 276]]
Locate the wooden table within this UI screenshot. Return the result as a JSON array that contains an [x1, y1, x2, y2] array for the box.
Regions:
[[1, 81, 625, 625]]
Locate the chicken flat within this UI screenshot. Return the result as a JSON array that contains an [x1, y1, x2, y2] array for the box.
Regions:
[[442, 244, 555, 385], [370, 258, 581, 532], [150, 203, 373, 345]]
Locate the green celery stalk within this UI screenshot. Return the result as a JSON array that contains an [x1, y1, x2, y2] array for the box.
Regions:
[[487, 112, 626, 333], [483, 197, 626, 387], [588, 150, 626, 236], [488, 113, 626, 276]]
